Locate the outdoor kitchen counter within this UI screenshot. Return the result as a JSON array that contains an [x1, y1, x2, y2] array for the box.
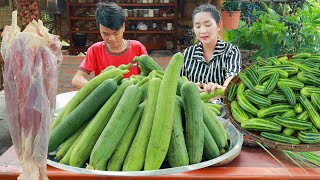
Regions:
[[1, 145, 319, 180]]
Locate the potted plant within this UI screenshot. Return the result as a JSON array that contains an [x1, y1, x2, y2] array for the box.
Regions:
[[226, 2, 320, 61], [221, 0, 241, 30]]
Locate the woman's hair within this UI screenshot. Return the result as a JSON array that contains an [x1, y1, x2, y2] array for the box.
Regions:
[[192, 4, 221, 24], [95, 2, 125, 30]]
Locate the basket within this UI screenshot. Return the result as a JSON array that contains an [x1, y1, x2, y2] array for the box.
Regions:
[[223, 57, 320, 152]]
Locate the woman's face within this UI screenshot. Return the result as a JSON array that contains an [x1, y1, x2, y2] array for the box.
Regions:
[[193, 12, 220, 45], [99, 24, 125, 48]]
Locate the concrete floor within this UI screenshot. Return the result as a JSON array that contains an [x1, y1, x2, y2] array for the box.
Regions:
[[0, 90, 12, 156]]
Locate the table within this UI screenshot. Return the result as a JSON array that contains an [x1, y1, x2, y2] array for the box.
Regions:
[[1, 145, 319, 180]]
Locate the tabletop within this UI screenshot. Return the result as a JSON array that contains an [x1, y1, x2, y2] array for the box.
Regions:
[[1, 145, 320, 180]]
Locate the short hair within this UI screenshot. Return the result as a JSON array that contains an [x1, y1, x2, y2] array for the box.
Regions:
[[95, 2, 125, 30], [192, 4, 221, 24]]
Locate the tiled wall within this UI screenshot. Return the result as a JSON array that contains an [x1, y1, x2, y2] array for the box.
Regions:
[[58, 51, 173, 93]]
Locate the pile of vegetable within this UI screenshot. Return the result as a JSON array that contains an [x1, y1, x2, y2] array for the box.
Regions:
[[48, 53, 228, 171], [228, 52, 320, 145]]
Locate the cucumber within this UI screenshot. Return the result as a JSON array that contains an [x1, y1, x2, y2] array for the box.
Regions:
[[244, 89, 271, 107], [265, 71, 279, 94], [133, 55, 163, 76], [241, 118, 282, 132], [122, 78, 161, 171], [301, 86, 320, 97], [227, 82, 238, 102], [230, 101, 249, 123], [202, 101, 228, 149], [145, 53, 184, 170], [274, 116, 312, 130], [69, 80, 133, 167], [311, 93, 320, 111], [107, 102, 145, 171], [297, 131, 320, 144], [278, 78, 304, 90], [261, 132, 301, 144], [181, 82, 204, 164], [48, 78, 118, 152], [51, 68, 127, 130], [277, 82, 296, 106], [239, 72, 255, 90], [253, 85, 268, 95], [88, 85, 143, 170], [267, 93, 288, 103], [299, 95, 320, 129], [237, 93, 259, 116], [257, 104, 293, 118], [167, 99, 189, 168], [55, 122, 87, 161], [245, 66, 259, 86], [203, 122, 220, 160]]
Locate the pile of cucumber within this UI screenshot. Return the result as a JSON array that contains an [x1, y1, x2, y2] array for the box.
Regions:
[[48, 53, 228, 171], [228, 52, 320, 145]]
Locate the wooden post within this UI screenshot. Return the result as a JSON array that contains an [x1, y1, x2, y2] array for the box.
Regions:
[[54, 13, 62, 38]]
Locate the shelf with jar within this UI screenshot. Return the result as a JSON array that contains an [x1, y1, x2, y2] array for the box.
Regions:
[[68, 3, 176, 7], [66, 0, 178, 54], [70, 30, 176, 34]]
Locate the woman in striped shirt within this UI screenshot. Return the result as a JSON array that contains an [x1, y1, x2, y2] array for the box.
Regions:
[[181, 4, 242, 97]]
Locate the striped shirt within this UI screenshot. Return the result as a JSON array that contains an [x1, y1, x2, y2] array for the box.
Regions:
[[181, 40, 242, 86]]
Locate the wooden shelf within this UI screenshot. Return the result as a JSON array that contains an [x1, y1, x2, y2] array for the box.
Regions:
[[67, 1, 178, 54], [125, 30, 176, 34], [119, 3, 176, 7], [70, 30, 176, 34], [71, 30, 99, 33], [70, 16, 175, 20], [178, 18, 192, 21], [69, 3, 176, 7], [70, 16, 95, 20], [126, 16, 175, 20], [68, 43, 163, 55]]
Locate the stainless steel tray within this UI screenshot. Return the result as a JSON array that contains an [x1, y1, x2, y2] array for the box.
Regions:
[[54, 91, 78, 116], [48, 91, 243, 176]]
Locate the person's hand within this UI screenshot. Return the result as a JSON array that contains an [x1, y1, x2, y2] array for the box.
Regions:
[[216, 84, 226, 91], [196, 82, 205, 92], [203, 82, 219, 93], [209, 84, 226, 102]]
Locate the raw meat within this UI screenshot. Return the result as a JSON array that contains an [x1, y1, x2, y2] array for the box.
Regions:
[[1, 11, 62, 180]]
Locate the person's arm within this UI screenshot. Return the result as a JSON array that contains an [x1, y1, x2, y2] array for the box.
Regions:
[[222, 76, 234, 88], [72, 70, 89, 89]]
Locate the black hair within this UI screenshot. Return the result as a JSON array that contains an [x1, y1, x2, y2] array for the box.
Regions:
[[95, 2, 125, 30], [192, 4, 221, 24]]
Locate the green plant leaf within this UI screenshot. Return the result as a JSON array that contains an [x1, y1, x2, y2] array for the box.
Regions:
[[282, 150, 309, 174], [256, 142, 291, 176], [227, 2, 320, 58], [299, 152, 320, 167]]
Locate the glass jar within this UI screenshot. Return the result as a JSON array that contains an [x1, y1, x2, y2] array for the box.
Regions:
[[128, 10, 133, 17], [154, 9, 159, 17], [133, 9, 138, 17]]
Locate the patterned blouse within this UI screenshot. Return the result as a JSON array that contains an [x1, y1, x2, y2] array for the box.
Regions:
[[181, 40, 242, 86]]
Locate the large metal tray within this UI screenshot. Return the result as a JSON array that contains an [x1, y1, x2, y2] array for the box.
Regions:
[[48, 91, 243, 176]]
